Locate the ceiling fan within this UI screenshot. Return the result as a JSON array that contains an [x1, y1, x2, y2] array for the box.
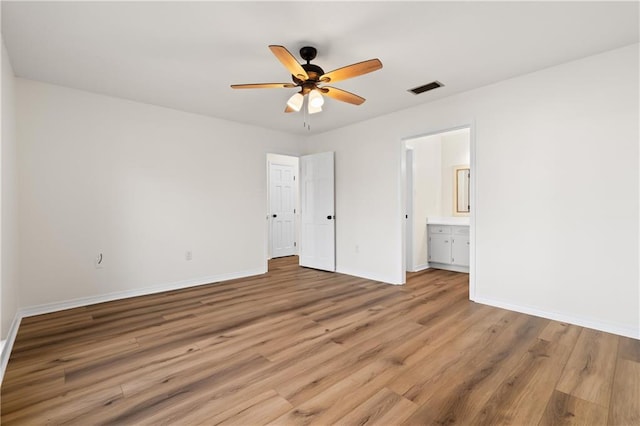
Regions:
[[231, 45, 383, 114]]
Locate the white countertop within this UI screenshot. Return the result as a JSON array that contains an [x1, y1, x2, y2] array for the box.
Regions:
[[427, 216, 470, 226]]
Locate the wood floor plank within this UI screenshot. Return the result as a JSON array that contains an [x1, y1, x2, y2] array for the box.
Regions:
[[1, 384, 124, 426], [336, 387, 418, 426], [400, 312, 549, 425], [556, 329, 618, 406], [273, 319, 423, 407], [469, 324, 583, 426], [1, 256, 636, 425], [1, 337, 139, 412], [387, 309, 517, 400], [539, 390, 608, 426], [215, 390, 293, 426], [271, 359, 406, 425], [607, 359, 640, 425], [132, 336, 346, 425], [617, 336, 640, 363], [0, 374, 65, 416], [68, 352, 272, 425]]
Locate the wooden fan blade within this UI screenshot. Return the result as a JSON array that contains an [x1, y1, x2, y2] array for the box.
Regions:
[[320, 59, 382, 83], [285, 105, 295, 113], [231, 83, 296, 89], [269, 45, 309, 80], [321, 86, 365, 105]]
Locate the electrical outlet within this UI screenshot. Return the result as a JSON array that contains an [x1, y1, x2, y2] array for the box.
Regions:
[[186, 251, 193, 261], [95, 253, 104, 269]]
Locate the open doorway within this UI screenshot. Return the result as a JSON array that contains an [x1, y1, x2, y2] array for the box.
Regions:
[[402, 126, 475, 296], [266, 154, 300, 264]]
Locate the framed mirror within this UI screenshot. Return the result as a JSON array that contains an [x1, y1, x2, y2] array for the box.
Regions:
[[454, 165, 470, 215]]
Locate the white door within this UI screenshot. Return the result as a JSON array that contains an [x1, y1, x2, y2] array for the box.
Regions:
[[270, 163, 296, 258], [300, 152, 335, 271]]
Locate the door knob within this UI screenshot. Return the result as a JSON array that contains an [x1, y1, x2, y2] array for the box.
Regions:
[[272, 214, 277, 218], [327, 215, 333, 220]]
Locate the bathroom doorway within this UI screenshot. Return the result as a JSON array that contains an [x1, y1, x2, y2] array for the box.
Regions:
[[402, 126, 474, 294]]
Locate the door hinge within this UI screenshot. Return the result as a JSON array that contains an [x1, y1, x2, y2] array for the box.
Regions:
[[294, 208, 296, 213], [293, 176, 296, 181], [294, 242, 297, 247]]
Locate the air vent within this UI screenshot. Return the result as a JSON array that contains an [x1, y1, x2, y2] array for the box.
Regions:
[[408, 81, 444, 95]]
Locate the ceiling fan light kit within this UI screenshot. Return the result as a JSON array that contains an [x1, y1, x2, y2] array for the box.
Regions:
[[286, 92, 304, 112], [308, 89, 324, 108], [231, 44, 382, 126], [308, 100, 322, 115]]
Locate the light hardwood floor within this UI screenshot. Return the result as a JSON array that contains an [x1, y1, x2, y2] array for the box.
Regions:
[[1, 256, 638, 425]]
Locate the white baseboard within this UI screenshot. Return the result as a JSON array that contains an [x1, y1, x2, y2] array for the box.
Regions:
[[0, 313, 22, 384], [408, 263, 430, 273], [428, 262, 469, 274], [335, 266, 403, 285], [19, 267, 266, 318], [473, 296, 640, 340]]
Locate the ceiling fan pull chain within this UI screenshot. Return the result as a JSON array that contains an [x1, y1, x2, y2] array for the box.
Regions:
[[303, 96, 310, 130]]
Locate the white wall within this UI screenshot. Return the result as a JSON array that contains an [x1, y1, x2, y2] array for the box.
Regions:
[[304, 44, 639, 337], [303, 121, 404, 284], [1, 40, 19, 339], [16, 79, 301, 308]]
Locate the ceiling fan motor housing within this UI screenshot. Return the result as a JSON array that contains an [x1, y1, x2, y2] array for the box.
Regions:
[[292, 46, 325, 86], [293, 63, 325, 84]]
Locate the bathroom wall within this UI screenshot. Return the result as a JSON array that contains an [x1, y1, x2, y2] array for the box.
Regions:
[[441, 130, 471, 216]]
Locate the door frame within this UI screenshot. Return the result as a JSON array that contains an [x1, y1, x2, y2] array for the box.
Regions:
[[405, 147, 414, 272], [400, 123, 477, 301], [265, 154, 300, 265]]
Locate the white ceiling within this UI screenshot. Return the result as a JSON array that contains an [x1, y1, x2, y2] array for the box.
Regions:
[[2, 1, 638, 135]]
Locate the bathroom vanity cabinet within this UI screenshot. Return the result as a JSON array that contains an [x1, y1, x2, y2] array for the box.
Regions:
[[427, 219, 469, 273]]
